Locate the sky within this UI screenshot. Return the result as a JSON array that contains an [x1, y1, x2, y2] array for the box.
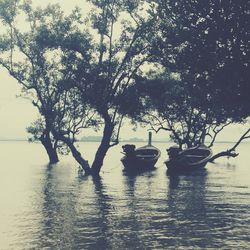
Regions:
[[0, 0, 83, 139], [0, 0, 249, 142]]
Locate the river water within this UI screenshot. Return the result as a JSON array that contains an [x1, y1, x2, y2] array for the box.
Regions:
[[0, 141, 250, 249]]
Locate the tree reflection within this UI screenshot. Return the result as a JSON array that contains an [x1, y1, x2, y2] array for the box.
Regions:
[[37, 163, 79, 249]]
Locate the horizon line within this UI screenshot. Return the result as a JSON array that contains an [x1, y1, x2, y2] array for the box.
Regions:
[[0, 139, 248, 144]]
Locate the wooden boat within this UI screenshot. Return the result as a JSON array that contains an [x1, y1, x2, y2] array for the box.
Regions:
[[121, 132, 161, 171], [165, 144, 212, 172]]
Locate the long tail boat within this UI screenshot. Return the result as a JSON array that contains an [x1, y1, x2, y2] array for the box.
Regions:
[[165, 144, 212, 172], [121, 132, 161, 171]]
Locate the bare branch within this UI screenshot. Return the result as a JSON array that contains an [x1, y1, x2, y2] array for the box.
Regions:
[[209, 127, 250, 162], [109, 114, 124, 147], [208, 121, 232, 148]]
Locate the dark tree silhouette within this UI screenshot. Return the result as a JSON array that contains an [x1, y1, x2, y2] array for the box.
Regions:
[[35, 0, 156, 174], [84, 0, 155, 175], [130, 74, 233, 148], [0, 0, 156, 175], [152, 0, 249, 111], [0, 1, 59, 163], [137, 0, 250, 159], [0, 1, 97, 169]]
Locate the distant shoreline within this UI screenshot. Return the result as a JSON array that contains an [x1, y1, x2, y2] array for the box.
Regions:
[[0, 139, 249, 144], [0, 139, 28, 141]]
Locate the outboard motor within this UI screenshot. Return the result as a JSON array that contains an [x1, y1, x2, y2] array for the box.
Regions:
[[167, 146, 181, 159], [122, 144, 136, 157]]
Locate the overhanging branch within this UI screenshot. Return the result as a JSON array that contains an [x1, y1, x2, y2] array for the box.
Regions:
[[209, 127, 250, 162]]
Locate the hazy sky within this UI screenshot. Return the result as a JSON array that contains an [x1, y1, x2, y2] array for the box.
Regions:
[[0, 0, 159, 141], [0, 0, 85, 139], [0, 0, 249, 142]]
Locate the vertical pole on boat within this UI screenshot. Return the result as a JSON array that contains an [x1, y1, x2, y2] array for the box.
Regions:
[[148, 132, 152, 146]]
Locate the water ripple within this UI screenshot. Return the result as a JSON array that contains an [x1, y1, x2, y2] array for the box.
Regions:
[[1, 142, 250, 249]]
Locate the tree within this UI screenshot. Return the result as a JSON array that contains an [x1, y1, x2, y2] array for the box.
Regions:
[[35, 0, 156, 174], [0, 0, 97, 169], [136, 0, 250, 159], [0, 0, 156, 175], [86, 0, 155, 174], [153, 0, 249, 115], [26, 118, 59, 163], [131, 73, 230, 146], [0, 0, 59, 163]]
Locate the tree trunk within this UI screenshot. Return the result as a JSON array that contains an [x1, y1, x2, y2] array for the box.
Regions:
[[41, 132, 59, 164], [52, 130, 91, 174], [91, 122, 113, 176], [67, 141, 91, 175]]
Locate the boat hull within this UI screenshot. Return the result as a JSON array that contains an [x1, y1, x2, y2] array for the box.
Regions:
[[121, 156, 159, 170], [165, 159, 208, 172], [121, 145, 161, 171], [165, 145, 212, 172]]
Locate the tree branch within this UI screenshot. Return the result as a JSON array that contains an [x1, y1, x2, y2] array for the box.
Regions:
[[207, 121, 232, 148], [209, 127, 250, 162]]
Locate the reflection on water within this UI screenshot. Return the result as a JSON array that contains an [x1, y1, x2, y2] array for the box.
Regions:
[[0, 141, 250, 249]]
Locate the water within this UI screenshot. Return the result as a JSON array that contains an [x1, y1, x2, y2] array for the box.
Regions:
[[0, 141, 250, 249]]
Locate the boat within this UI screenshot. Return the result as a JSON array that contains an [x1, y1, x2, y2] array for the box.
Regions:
[[165, 144, 212, 172], [121, 132, 161, 171]]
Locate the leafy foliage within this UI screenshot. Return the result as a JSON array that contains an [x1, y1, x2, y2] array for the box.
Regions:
[[0, 0, 156, 173], [126, 0, 250, 156], [0, 0, 99, 165], [152, 0, 250, 119]]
